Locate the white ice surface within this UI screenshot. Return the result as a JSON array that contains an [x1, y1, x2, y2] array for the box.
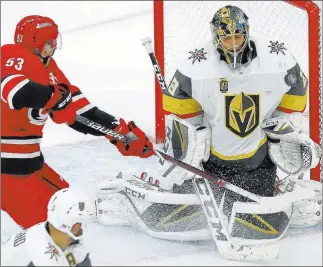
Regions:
[[1, 1, 322, 265]]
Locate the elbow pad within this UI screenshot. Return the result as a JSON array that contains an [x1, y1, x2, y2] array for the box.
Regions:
[[12, 81, 53, 109]]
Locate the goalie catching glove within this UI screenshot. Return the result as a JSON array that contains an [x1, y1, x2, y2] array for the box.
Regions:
[[261, 116, 322, 178], [262, 115, 322, 228], [106, 119, 154, 158]]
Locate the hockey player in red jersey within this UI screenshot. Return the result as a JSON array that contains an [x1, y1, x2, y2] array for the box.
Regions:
[[1, 15, 154, 229]]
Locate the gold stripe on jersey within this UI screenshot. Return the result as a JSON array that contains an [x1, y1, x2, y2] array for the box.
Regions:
[[210, 135, 267, 160], [277, 88, 308, 112], [163, 94, 202, 116]]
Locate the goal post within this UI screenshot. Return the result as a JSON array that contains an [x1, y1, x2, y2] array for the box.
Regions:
[[154, 0, 165, 144], [153, 0, 322, 181]]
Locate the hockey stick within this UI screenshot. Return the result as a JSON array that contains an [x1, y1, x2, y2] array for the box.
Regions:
[[140, 36, 234, 257]]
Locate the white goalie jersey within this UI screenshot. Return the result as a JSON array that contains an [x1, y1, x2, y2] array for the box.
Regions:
[[163, 37, 308, 169]]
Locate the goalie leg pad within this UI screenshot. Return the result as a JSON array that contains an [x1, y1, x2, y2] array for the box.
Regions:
[[229, 201, 292, 244], [220, 200, 293, 261], [95, 177, 212, 241]]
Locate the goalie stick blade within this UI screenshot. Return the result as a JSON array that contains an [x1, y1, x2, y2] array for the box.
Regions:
[[191, 176, 280, 262], [192, 177, 233, 260], [221, 243, 280, 261]]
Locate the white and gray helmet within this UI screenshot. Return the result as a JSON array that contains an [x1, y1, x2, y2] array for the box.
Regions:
[[47, 188, 96, 240]]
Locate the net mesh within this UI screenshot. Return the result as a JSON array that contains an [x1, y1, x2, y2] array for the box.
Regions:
[[161, 1, 322, 180]]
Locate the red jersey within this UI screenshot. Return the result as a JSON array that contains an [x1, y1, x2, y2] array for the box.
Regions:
[[1, 44, 92, 175]]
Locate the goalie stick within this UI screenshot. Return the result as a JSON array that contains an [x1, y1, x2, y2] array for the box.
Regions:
[[140, 36, 235, 258]]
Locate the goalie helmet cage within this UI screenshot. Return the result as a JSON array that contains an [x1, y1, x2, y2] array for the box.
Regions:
[[153, 0, 322, 182]]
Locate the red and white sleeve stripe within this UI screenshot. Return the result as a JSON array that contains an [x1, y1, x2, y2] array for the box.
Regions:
[[71, 91, 94, 115], [1, 74, 29, 109]]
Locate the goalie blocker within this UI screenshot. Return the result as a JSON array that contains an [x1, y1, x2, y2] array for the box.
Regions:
[[94, 115, 322, 261]]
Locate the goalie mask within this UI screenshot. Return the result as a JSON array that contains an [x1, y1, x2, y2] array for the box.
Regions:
[[210, 5, 250, 70]]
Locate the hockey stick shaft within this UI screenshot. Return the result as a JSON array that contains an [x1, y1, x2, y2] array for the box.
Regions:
[[141, 37, 168, 92]]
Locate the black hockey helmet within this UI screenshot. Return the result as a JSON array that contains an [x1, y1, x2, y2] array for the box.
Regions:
[[210, 5, 250, 70]]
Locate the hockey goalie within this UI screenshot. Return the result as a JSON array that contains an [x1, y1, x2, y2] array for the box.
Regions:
[[96, 5, 322, 261]]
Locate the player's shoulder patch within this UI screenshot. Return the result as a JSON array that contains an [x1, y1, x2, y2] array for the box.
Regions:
[[27, 223, 64, 265], [253, 37, 296, 71], [266, 39, 295, 64], [268, 40, 288, 56], [188, 47, 208, 64], [176, 42, 219, 80], [44, 242, 60, 261]]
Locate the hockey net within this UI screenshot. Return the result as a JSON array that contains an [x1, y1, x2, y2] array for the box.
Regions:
[[153, 1, 322, 181]]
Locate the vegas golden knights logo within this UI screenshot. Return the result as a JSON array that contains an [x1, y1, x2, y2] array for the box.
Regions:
[[225, 92, 260, 138], [66, 253, 76, 265], [218, 78, 229, 93]]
